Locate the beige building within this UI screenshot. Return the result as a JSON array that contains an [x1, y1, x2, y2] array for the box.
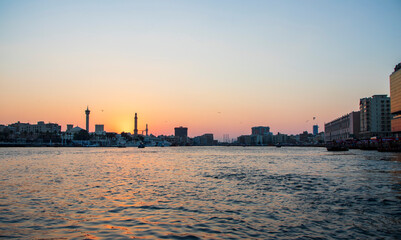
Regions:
[[390, 63, 401, 136]]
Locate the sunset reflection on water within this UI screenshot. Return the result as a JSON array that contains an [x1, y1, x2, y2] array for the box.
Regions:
[[0, 147, 401, 239]]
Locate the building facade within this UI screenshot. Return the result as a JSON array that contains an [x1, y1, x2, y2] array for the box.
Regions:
[[324, 111, 360, 142], [9, 121, 61, 134], [95, 124, 105, 134], [251, 126, 270, 135], [390, 63, 401, 136], [359, 95, 391, 139]]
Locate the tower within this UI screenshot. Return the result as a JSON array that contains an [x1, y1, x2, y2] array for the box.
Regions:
[[134, 113, 138, 136], [146, 124, 148, 136], [85, 106, 90, 132]]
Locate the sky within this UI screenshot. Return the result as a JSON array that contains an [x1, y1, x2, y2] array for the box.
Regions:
[[0, 0, 400, 140]]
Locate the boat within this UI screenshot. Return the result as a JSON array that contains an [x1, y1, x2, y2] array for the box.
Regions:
[[326, 141, 349, 151], [138, 142, 145, 148], [326, 145, 349, 151], [276, 143, 282, 148]]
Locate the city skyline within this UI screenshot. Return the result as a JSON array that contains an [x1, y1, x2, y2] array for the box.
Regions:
[[1, 0, 400, 139]]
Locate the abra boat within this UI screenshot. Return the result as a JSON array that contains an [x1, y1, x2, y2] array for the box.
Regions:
[[326, 141, 349, 151]]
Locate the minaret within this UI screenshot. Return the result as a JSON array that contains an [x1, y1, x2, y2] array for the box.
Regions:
[[134, 113, 138, 136], [85, 106, 90, 132], [146, 124, 148, 136]]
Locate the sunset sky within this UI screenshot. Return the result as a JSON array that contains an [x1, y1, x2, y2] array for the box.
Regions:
[[0, 0, 400, 139]]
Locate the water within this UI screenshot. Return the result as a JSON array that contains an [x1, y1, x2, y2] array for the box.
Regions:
[[0, 147, 400, 239]]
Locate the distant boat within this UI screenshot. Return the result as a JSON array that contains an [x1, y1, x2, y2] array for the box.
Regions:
[[276, 143, 282, 148], [138, 143, 145, 148], [326, 141, 349, 151]]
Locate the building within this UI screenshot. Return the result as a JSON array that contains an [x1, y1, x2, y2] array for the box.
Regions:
[[194, 134, 214, 146], [324, 111, 360, 142], [359, 95, 391, 139], [9, 121, 61, 134], [66, 124, 74, 132], [174, 126, 188, 138], [313, 125, 319, 135], [251, 126, 270, 135], [390, 62, 401, 136], [85, 106, 90, 132], [95, 124, 105, 134]]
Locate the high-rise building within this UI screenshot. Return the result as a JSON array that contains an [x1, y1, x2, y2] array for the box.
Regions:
[[313, 125, 319, 135], [324, 111, 360, 142], [390, 62, 401, 136], [251, 126, 270, 135], [359, 95, 391, 139], [85, 106, 90, 132], [134, 113, 138, 136], [175, 126, 188, 137]]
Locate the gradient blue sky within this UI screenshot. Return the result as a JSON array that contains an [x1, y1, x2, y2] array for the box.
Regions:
[[0, 0, 400, 139]]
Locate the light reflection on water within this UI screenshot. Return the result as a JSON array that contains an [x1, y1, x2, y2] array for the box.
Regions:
[[0, 147, 401, 239]]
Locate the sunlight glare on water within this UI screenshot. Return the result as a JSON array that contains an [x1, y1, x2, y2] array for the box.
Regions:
[[0, 147, 400, 239]]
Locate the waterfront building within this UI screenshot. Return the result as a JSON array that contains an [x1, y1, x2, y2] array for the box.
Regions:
[[194, 134, 214, 146], [174, 126, 188, 145], [359, 95, 391, 139], [66, 124, 73, 132], [251, 126, 270, 135], [95, 125, 105, 134], [85, 106, 90, 132], [174, 126, 188, 138], [9, 121, 61, 134], [390, 62, 401, 136], [324, 111, 360, 142], [237, 135, 251, 145], [313, 125, 319, 135]]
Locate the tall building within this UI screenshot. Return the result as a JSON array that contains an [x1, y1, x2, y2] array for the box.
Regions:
[[359, 95, 391, 139], [251, 126, 270, 135], [313, 125, 319, 135], [134, 113, 138, 136], [324, 111, 360, 142], [390, 62, 401, 136], [85, 106, 90, 132], [175, 126, 188, 137]]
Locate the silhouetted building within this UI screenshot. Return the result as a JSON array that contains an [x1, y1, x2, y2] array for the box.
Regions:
[[67, 124, 73, 132], [95, 124, 105, 134], [390, 62, 401, 136], [359, 95, 391, 139], [9, 121, 61, 134], [313, 125, 319, 135], [174, 126, 188, 145], [325, 111, 360, 142], [85, 106, 90, 132], [252, 126, 270, 135], [194, 133, 214, 146], [237, 135, 251, 145], [175, 126, 188, 138]]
